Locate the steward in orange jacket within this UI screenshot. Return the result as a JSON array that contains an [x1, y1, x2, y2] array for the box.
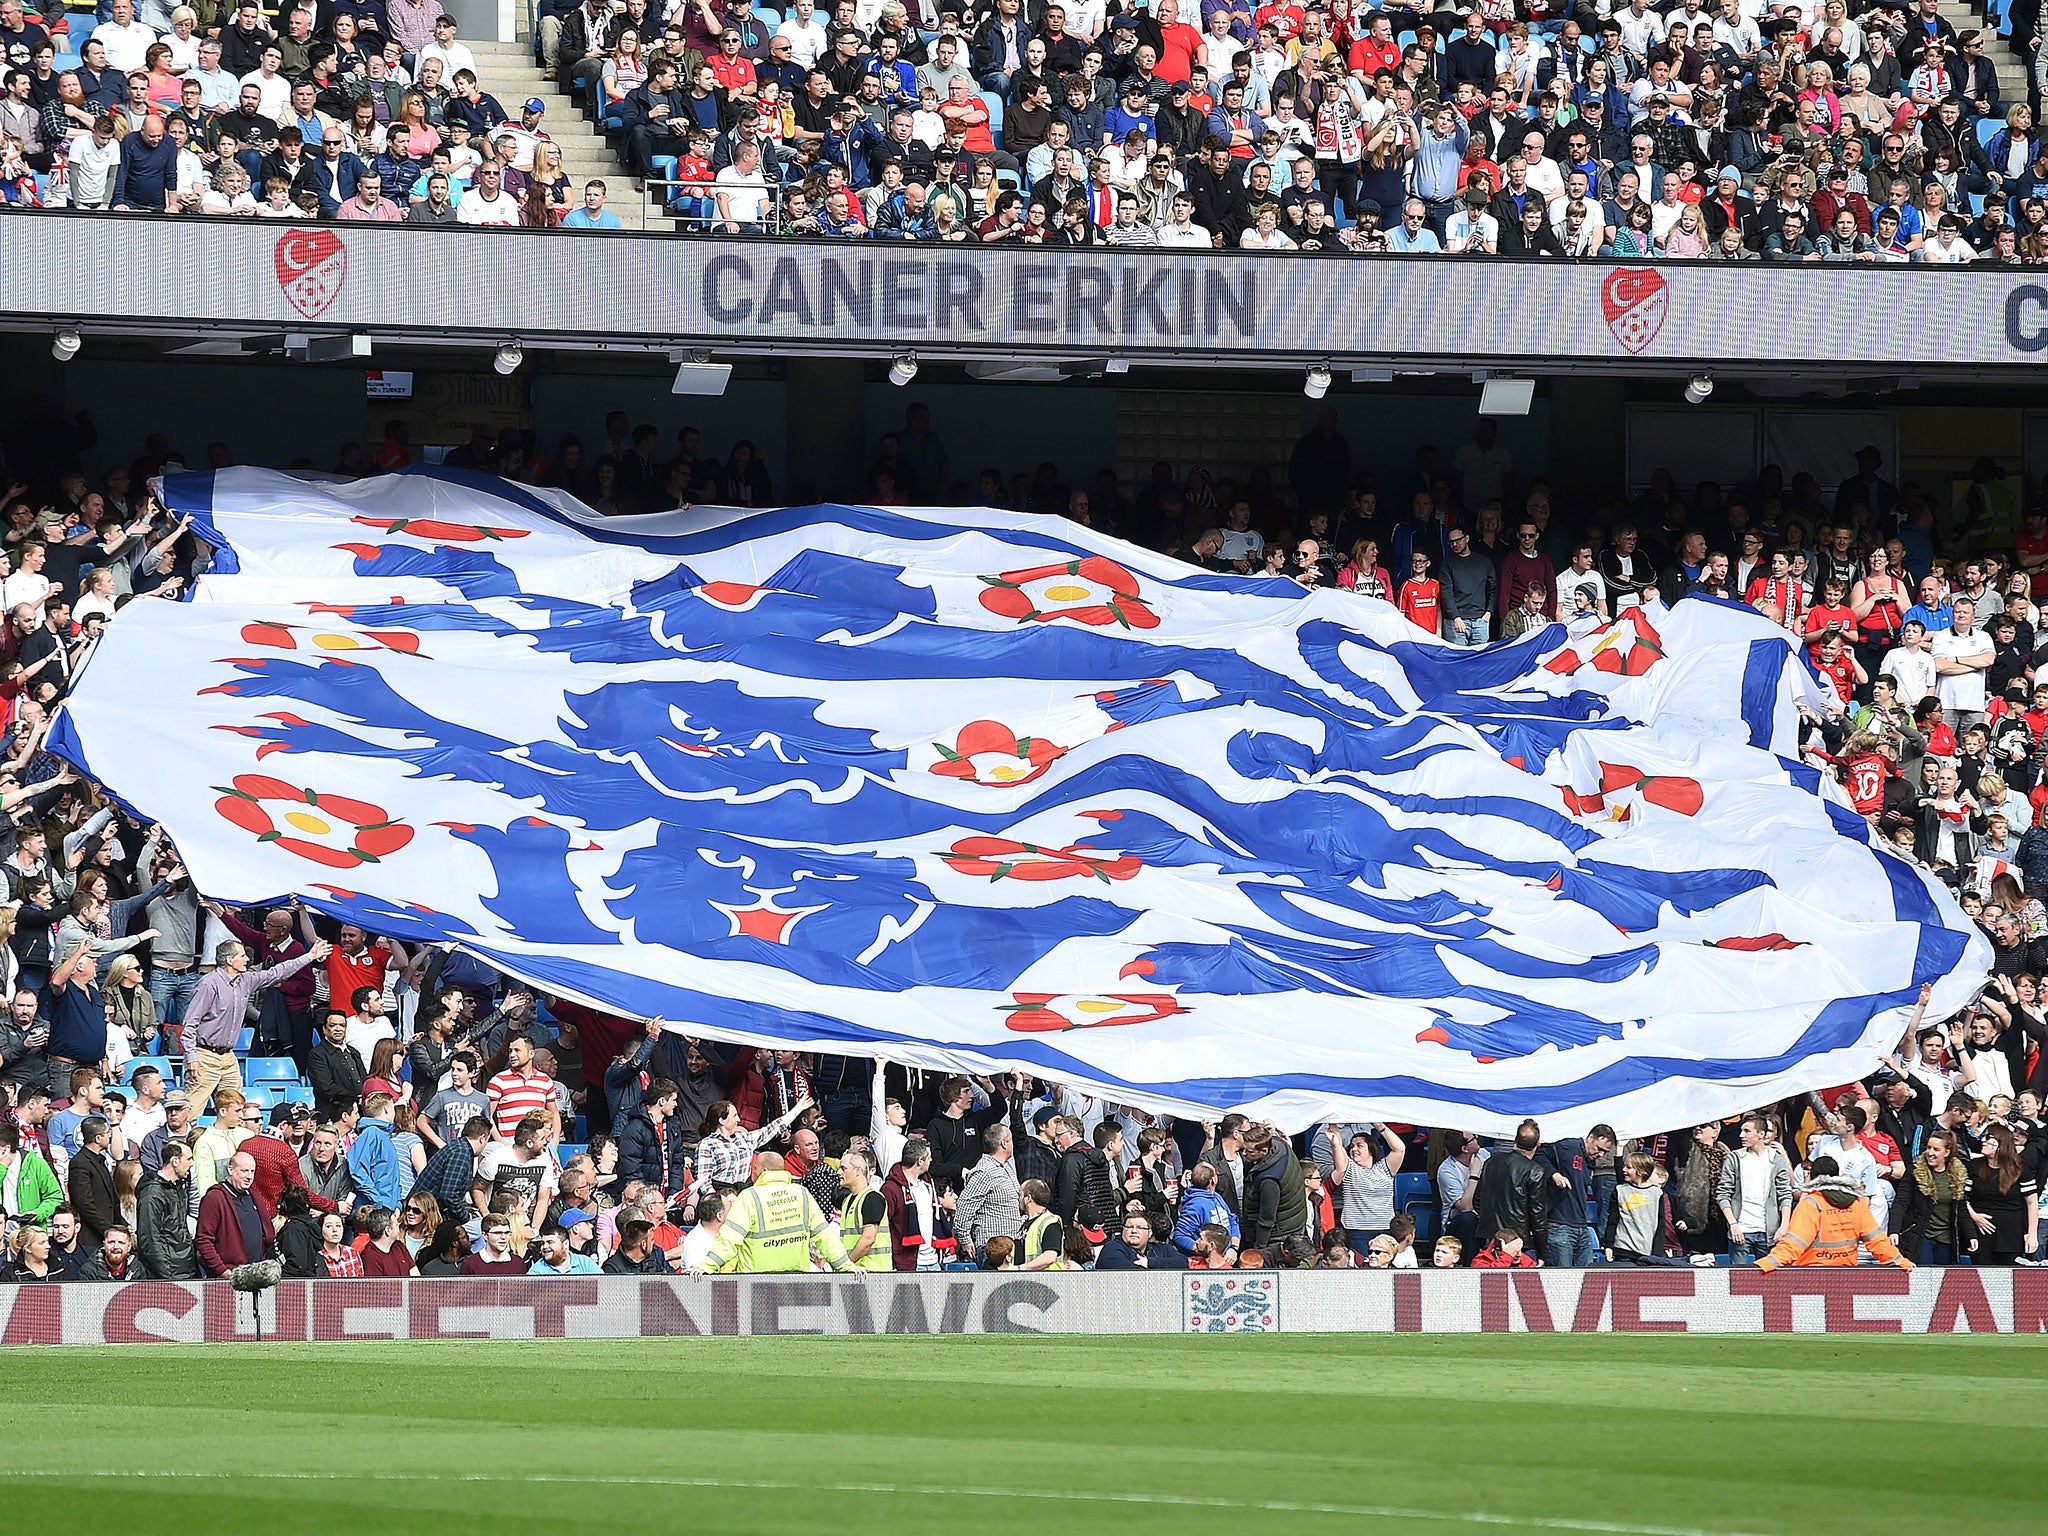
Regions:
[[1755, 1177, 1912, 1271]]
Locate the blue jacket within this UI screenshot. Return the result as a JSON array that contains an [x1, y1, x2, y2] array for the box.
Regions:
[[871, 191, 937, 239], [346, 1117, 406, 1209], [604, 1033, 658, 1127], [615, 1105, 683, 1197], [294, 151, 367, 215], [1172, 1186, 1239, 1252], [1095, 1235, 1188, 1270], [822, 117, 885, 189], [1534, 1138, 1593, 1229]]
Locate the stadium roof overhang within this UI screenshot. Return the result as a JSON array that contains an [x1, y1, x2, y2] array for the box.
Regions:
[[5, 212, 2046, 381]]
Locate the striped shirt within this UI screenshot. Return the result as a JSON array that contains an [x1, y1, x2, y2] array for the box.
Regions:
[[487, 1068, 556, 1140]]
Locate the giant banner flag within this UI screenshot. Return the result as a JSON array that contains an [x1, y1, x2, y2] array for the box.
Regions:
[[52, 469, 1986, 1134]]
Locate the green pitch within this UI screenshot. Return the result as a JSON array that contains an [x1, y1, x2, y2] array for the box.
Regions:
[[1, 1335, 2041, 1535]]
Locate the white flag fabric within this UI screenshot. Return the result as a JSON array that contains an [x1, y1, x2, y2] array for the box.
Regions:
[[52, 468, 1987, 1135]]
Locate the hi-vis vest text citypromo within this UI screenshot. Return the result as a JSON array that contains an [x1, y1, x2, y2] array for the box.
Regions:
[[707, 1169, 854, 1273]]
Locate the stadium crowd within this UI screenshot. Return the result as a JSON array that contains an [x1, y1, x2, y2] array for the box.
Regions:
[[1, 0, 2045, 257], [0, 404, 2043, 1284]]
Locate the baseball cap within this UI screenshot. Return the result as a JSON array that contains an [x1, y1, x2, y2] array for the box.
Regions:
[[1170, 80, 1191, 95], [163, 1090, 190, 1108], [558, 1208, 595, 1228], [523, 97, 546, 114], [272, 1102, 310, 1127], [1123, 76, 1147, 94]]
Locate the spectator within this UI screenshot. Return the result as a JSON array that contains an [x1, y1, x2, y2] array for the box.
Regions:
[[195, 1148, 276, 1274]]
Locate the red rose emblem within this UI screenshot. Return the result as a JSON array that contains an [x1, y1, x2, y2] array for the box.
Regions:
[[930, 720, 1070, 787], [1000, 993, 1189, 1032], [940, 836, 1140, 883], [213, 773, 414, 869], [1542, 607, 1665, 678], [348, 515, 530, 543], [978, 556, 1159, 629]]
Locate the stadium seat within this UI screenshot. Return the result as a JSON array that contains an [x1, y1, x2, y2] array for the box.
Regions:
[[243, 1057, 301, 1085], [982, 90, 1004, 150], [126, 1055, 179, 1085], [235, 1027, 255, 1054], [557, 1143, 587, 1165], [278, 1083, 315, 1107], [755, 6, 781, 24], [241, 1086, 274, 1111], [1977, 118, 2003, 152], [1394, 1170, 1436, 1244]]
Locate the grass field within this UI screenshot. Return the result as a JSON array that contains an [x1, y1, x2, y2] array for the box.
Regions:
[[1, 1335, 2041, 1535]]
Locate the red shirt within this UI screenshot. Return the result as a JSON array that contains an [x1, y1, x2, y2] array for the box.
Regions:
[[1157, 21, 1204, 82], [488, 1067, 557, 1139], [1254, 2, 1305, 40], [1845, 750, 1888, 816], [1859, 1130, 1903, 1175], [709, 54, 756, 92], [1348, 36, 1400, 77], [941, 97, 993, 153], [1744, 575, 1807, 630], [1804, 602, 1854, 647], [459, 1253, 527, 1275], [360, 1239, 417, 1277], [1398, 577, 1442, 634], [325, 941, 393, 1014], [1814, 651, 1857, 709], [2018, 528, 2048, 597]]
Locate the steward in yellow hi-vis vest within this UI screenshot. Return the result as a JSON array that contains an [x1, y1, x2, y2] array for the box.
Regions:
[[836, 1149, 894, 1271], [697, 1153, 858, 1274]]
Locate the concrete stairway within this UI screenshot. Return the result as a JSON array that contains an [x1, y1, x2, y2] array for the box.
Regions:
[[1944, 1, 2031, 107], [463, 31, 669, 231]]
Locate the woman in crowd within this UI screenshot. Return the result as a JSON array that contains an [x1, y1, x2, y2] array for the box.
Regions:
[[1964, 1123, 2039, 1265], [524, 141, 570, 227], [3, 1222, 58, 1282], [318, 1210, 363, 1278], [1896, 1128, 1968, 1264]]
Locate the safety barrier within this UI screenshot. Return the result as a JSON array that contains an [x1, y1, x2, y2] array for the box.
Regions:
[[6, 213, 2048, 374], [2, 1267, 2040, 1345]]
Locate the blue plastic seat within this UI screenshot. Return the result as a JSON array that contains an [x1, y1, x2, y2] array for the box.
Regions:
[[981, 89, 1005, 151], [243, 1057, 301, 1085], [279, 1083, 316, 1107], [235, 1027, 255, 1054], [240, 1086, 274, 1112], [126, 1055, 179, 1085], [557, 1143, 588, 1165], [1394, 1169, 1437, 1243], [1977, 117, 2003, 152]]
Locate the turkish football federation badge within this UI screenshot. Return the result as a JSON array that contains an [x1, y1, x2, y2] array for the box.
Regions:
[[275, 231, 348, 320], [1601, 268, 1667, 355]]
